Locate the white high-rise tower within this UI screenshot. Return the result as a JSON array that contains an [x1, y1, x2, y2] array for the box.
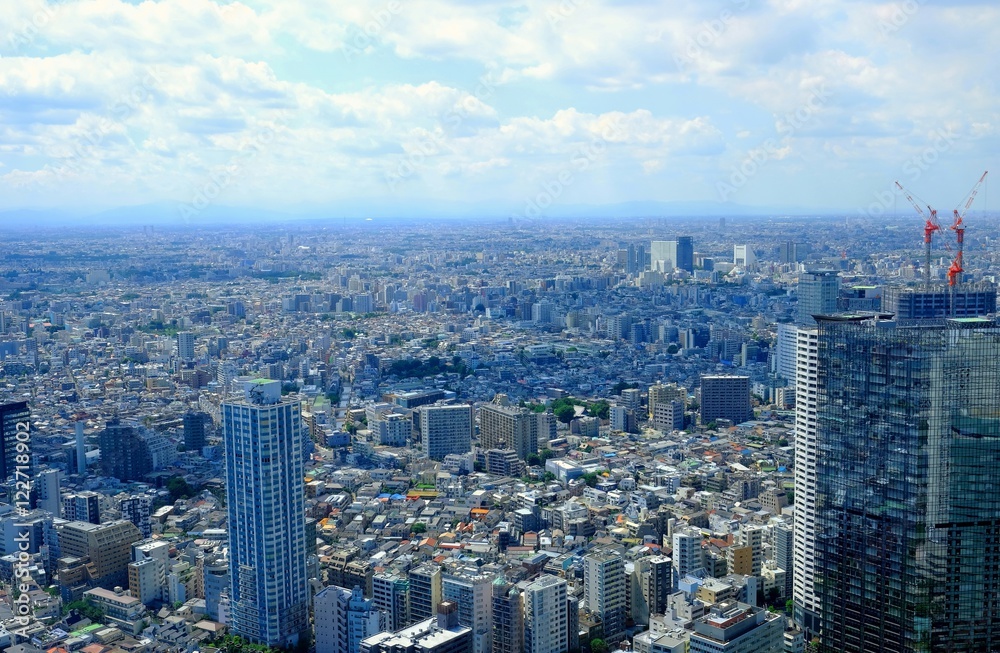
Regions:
[[224, 379, 308, 647], [792, 328, 820, 633]]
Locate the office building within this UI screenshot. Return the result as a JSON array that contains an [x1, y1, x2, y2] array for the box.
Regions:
[[360, 602, 472, 653], [491, 580, 523, 653], [814, 316, 1000, 652], [63, 492, 100, 524], [0, 401, 30, 480], [98, 421, 154, 482], [796, 271, 840, 326], [223, 379, 308, 647], [676, 236, 694, 272], [649, 383, 686, 419], [700, 375, 751, 425], [176, 331, 196, 360], [652, 400, 684, 433], [673, 529, 703, 582], [584, 550, 627, 644], [409, 563, 443, 624], [792, 328, 820, 633], [688, 601, 783, 653], [373, 572, 410, 631], [315, 585, 387, 653], [59, 520, 142, 590], [183, 411, 212, 452], [442, 569, 493, 653], [733, 245, 756, 270], [522, 575, 568, 653], [420, 404, 474, 461]]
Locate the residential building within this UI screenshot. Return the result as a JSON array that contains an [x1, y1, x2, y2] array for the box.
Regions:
[[584, 550, 627, 644], [223, 379, 308, 647], [373, 572, 410, 631], [315, 585, 387, 653], [688, 601, 783, 653], [700, 376, 751, 425], [35, 468, 62, 515], [58, 520, 142, 590], [442, 569, 493, 653], [183, 411, 212, 452], [420, 404, 474, 461], [120, 495, 152, 539], [522, 574, 568, 653], [360, 602, 472, 653], [792, 328, 820, 634], [491, 580, 522, 653], [63, 492, 100, 524]]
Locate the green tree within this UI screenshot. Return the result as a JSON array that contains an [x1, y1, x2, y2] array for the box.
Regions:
[[587, 401, 610, 420], [590, 639, 608, 653], [553, 404, 576, 424], [411, 522, 427, 534], [65, 599, 104, 622]]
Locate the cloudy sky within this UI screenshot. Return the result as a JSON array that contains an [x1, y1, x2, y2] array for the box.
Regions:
[[1, 0, 997, 218]]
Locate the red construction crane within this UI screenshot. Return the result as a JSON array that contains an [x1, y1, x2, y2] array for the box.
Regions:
[[896, 181, 941, 290], [949, 171, 988, 288]]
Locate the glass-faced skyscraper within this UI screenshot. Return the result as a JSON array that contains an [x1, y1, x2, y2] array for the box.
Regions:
[[814, 316, 1000, 652], [224, 379, 308, 647]]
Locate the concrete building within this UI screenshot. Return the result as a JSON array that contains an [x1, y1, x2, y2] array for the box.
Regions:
[[652, 400, 684, 433], [120, 495, 152, 539], [673, 529, 703, 582], [478, 395, 537, 460], [360, 602, 472, 653], [315, 585, 387, 653], [176, 331, 195, 360], [733, 245, 756, 270], [183, 411, 212, 452], [688, 601, 783, 653], [491, 580, 522, 653], [59, 520, 142, 590], [700, 376, 751, 425], [373, 572, 410, 631], [584, 550, 627, 644], [442, 569, 493, 653], [420, 404, 474, 461], [223, 379, 308, 647], [63, 492, 100, 524], [796, 271, 840, 326], [0, 401, 30, 480], [791, 328, 819, 634], [408, 563, 442, 624], [35, 468, 62, 515], [522, 575, 568, 653]]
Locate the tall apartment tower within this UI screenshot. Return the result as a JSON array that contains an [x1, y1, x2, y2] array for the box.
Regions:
[[315, 585, 387, 653], [814, 316, 1000, 652], [408, 563, 442, 624], [583, 550, 627, 644], [442, 569, 493, 653], [120, 495, 153, 539], [699, 375, 751, 425], [772, 523, 794, 601], [478, 395, 537, 460], [0, 401, 30, 480], [372, 572, 410, 631], [491, 580, 523, 653], [183, 411, 212, 452], [673, 529, 703, 581], [223, 379, 308, 647], [792, 327, 820, 633], [522, 574, 569, 653], [796, 270, 840, 326], [419, 404, 474, 461], [35, 468, 62, 515], [176, 331, 196, 360]]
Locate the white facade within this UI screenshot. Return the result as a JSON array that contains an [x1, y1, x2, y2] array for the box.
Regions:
[[673, 530, 702, 582], [792, 328, 820, 632], [315, 586, 386, 653], [774, 323, 799, 382], [523, 575, 568, 653], [442, 570, 493, 653], [224, 379, 308, 647]]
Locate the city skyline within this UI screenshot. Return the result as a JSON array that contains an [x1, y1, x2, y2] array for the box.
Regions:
[[1, 0, 998, 218]]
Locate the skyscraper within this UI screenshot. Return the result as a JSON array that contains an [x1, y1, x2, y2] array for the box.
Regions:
[[522, 574, 568, 653], [796, 270, 840, 326], [0, 401, 30, 480], [583, 550, 627, 644], [676, 236, 694, 272], [792, 327, 820, 633], [224, 379, 308, 647], [814, 316, 1000, 652]]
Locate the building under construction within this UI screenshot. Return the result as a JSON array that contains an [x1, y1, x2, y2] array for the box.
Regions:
[[883, 283, 997, 324]]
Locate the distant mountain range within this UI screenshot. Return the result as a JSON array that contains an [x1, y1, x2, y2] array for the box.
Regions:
[[0, 198, 823, 227]]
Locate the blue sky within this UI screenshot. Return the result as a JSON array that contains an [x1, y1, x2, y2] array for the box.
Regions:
[[1, 0, 997, 218]]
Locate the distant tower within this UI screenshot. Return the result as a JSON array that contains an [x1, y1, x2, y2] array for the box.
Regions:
[[224, 380, 308, 647], [0, 401, 30, 479], [796, 270, 840, 326], [176, 331, 196, 360], [75, 421, 87, 475]]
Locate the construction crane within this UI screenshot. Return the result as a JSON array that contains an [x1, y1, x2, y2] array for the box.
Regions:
[[895, 181, 941, 291], [948, 171, 988, 288]]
